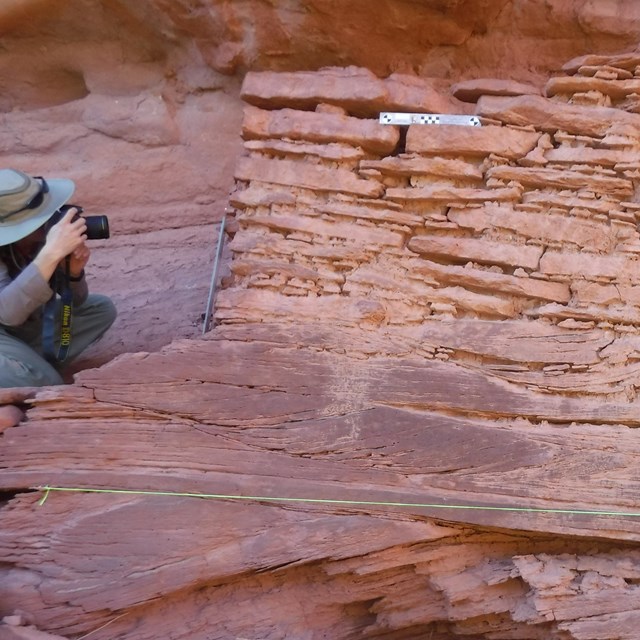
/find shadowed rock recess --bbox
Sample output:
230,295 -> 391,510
5,2 -> 640,640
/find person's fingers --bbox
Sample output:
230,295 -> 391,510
70,217 -> 87,233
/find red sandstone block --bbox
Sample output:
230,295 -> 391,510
546,75 -> 640,100
448,205 -> 613,252
241,68 -> 388,114
242,105 -> 399,155
241,68 -> 461,116
477,94 -> 640,138
408,236 -> 544,270
247,213 -> 404,247
540,250 -> 640,282
234,156 -> 385,199
360,155 -> 483,181
486,165 -> 633,198
544,146 -> 638,166
452,78 -> 542,103
406,124 -> 540,159
386,185 -> 522,204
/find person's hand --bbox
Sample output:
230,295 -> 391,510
33,209 -> 87,282
43,209 -> 87,262
68,243 -> 90,278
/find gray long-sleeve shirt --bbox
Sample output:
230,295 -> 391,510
0,259 -> 88,327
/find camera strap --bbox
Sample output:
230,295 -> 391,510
42,257 -> 74,364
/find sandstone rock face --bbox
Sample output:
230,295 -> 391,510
4,2 -> 640,640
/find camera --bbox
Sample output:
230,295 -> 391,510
48,204 -> 110,240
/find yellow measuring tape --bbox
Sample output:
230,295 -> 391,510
34,486 -> 640,518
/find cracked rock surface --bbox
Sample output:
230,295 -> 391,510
4,1 -> 640,639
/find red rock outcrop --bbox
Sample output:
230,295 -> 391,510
4,2 -> 640,639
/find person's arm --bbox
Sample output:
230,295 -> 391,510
0,210 -> 88,326
33,210 -> 87,282
0,259 -> 53,326
68,268 -> 89,306
66,242 -> 90,305
37,209 -> 90,305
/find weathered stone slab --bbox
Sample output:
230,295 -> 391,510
343,265 -> 517,318
546,75 -> 640,100
579,64 -> 634,80
241,185 -> 408,212
360,155 -> 483,180
228,230 -> 371,262
5,327 -> 640,501
544,145 -> 638,166
573,281 -> 640,307
245,213 -> 404,247
232,186 -> 416,230
452,78 -> 542,103
230,184 -> 298,209
310,200 -> 424,227
241,68 -> 386,110
406,123 -> 540,159
243,139 -> 369,162
0,488 -> 440,634
448,204 -> 613,251
486,165 -> 633,198
562,53 -> 640,74
216,289 -> 389,325
407,258 -> 570,303
240,68 -> 455,116
515,553 -> 640,626
417,319 -> 608,365
386,185 -> 522,205
521,191 -> 620,215
242,105 -> 399,155
234,156 -> 384,198
560,610 -> 640,639
231,258 -> 345,284
2,483 -> 636,640
408,236 -> 544,269
540,250 -> 640,282
477,94 -> 640,137
533,302 -> 640,326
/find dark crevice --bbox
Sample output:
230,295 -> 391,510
391,125 -> 408,156
0,488 -> 37,510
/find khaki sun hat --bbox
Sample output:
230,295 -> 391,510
0,168 -> 75,247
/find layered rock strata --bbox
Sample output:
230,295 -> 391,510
5,50 -> 640,640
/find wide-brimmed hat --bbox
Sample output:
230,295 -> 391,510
0,168 -> 75,246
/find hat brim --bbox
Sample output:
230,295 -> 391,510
0,178 -> 75,246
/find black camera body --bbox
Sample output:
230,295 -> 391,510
48,204 -> 110,240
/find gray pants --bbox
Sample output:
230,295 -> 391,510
0,294 -> 117,388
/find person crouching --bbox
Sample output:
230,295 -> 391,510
0,168 -> 116,388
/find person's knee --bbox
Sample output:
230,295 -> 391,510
0,356 -> 64,388
80,294 -> 117,330
96,295 -> 117,329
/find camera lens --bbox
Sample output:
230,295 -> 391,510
49,205 -> 110,240
84,215 -> 110,240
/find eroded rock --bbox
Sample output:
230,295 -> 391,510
4,2 -> 640,639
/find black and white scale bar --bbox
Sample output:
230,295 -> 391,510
379,113 -> 481,126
